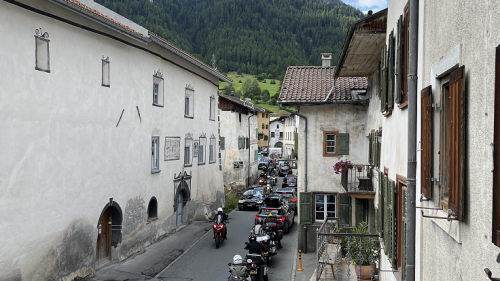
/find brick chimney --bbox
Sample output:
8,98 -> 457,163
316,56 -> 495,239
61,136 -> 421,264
321,53 -> 332,67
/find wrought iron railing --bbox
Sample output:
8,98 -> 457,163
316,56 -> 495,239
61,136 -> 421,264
340,165 -> 374,193
316,218 -> 379,281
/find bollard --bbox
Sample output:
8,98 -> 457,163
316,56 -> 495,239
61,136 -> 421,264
297,250 -> 303,271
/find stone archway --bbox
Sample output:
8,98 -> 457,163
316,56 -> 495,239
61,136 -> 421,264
173,171 -> 191,228
96,199 -> 122,266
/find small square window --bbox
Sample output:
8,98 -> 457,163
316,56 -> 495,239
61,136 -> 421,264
102,57 -> 110,87
153,71 -> 164,107
35,30 -> 50,73
151,136 -> 160,173
185,88 -> 194,118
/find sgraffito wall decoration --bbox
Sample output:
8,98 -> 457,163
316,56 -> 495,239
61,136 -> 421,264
164,137 -> 181,161
193,140 -> 199,157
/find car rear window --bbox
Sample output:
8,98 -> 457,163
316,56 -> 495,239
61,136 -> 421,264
280,193 -> 295,199
259,209 -> 282,216
288,177 -> 297,183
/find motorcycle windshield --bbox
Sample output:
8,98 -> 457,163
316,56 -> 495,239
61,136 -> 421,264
215,214 -> 224,225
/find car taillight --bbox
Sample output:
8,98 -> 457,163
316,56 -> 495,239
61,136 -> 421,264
279,169 -> 282,171
251,263 -> 257,269
281,217 -> 286,222
290,198 -> 297,202
255,216 -> 259,220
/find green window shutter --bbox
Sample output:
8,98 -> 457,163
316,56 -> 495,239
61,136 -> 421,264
246,137 -> 250,149
299,192 -> 312,225
294,133 -> 298,154
337,133 -> 349,155
339,194 -> 351,226
255,128 -> 258,139
388,31 -> 395,110
383,175 -> 388,245
402,185 -> 407,281
377,171 -> 384,235
355,199 -> 364,226
389,179 -> 397,269
368,133 -> 372,165
219,137 -> 225,151
380,46 -> 387,112
396,16 -> 404,104
255,150 -> 258,161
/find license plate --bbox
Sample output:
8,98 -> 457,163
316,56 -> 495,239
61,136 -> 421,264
264,251 -> 268,254
250,270 -> 258,274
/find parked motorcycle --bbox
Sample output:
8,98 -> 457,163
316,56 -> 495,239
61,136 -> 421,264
213,215 -> 228,248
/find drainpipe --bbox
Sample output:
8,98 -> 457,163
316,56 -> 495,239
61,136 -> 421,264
406,0 -> 418,280
247,110 -> 255,187
279,102 -> 308,253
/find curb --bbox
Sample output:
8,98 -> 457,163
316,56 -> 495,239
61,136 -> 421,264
291,224 -> 299,281
154,208 -> 238,278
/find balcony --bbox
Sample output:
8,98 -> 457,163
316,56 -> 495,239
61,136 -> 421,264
340,165 -> 375,199
316,218 -> 380,281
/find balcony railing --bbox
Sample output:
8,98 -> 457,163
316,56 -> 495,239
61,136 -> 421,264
340,165 -> 375,198
316,218 -> 379,281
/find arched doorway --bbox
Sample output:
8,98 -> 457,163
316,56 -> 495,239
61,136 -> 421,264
173,171 -> 191,228
275,142 -> 283,148
96,200 -> 122,266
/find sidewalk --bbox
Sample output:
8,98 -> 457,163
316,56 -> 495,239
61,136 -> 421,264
293,250 -> 317,281
93,221 -> 212,281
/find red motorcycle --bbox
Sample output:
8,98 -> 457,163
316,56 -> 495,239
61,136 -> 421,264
213,215 -> 227,248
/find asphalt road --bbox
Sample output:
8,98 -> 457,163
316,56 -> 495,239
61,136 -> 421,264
158,172 -> 298,281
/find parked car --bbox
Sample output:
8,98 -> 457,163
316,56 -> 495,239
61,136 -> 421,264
258,157 -> 270,169
277,188 -> 297,214
254,194 -> 295,233
282,175 -> 297,188
238,187 -> 264,210
278,163 -> 292,177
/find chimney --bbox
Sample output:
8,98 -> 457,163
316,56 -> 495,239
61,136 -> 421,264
321,53 -> 332,67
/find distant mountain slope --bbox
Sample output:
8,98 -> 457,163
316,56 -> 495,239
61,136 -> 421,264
96,0 -> 364,78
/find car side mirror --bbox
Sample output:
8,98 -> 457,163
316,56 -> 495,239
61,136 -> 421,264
245,242 -> 249,245
228,262 -> 232,266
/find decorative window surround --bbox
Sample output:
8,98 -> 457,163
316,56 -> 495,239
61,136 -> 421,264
199,133 -> 206,165
185,84 -> 194,118
209,95 -> 216,121
153,69 -> 164,107
151,136 -> 160,173
184,133 -> 193,167
102,56 -> 110,87
209,134 -> 216,164
34,28 -> 50,73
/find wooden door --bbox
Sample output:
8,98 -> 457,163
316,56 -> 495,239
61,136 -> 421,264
97,208 -> 112,265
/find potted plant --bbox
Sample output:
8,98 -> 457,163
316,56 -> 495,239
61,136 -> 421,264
355,164 -> 363,172
333,160 -> 353,174
343,222 -> 380,281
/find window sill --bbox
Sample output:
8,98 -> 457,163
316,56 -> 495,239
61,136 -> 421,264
398,100 -> 408,109
198,162 -> 206,165
101,84 -> 110,88
426,207 -> 462,243
323,153 -> 338,157
152,104 -> 164,108
184,164 -> 192,167
35,67 -> 50,73
151,169 -> 161,174
209,161 -> 216,164
147,217 -> 158,224
383,108 -> 393,117
184,115 -> 194,119
209,118 -> 215,121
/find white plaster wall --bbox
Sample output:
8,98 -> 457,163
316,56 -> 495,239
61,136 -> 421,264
0,1 -> 224,279
269,120 -> 282,148
284,116 -> 296,159
417,1 -> 500,280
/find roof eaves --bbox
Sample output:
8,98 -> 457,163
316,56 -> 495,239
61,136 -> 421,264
49,0 -> 150,43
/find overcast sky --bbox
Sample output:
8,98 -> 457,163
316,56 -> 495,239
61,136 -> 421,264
342,0 -> 388,14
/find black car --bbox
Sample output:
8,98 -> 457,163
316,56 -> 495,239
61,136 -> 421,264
282,175 -> 297,188
238,187 -> 264,210
278,164 -> 292,177
254,194 -> 295,232
277,188 -> 297,214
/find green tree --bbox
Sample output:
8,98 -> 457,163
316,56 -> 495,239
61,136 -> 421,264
250,79 -> 261,99
262,89 -> 271,103
242,79 -> 252,98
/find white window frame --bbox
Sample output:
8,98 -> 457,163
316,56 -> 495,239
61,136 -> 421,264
185,88 -> 194,118
151,136 -> 160,173
35,29 -> 50,73
209,135 -> 216,163
324,132 -> 337,155
153,70 -> 164,107
209,95 -> 216,121
184,136 -> 193,167
315,193 -> 337,222
102,57 -> 110,87
198,136 -> 206,165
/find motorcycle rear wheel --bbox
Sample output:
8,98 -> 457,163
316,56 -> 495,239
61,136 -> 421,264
215,235 -> 220,249
250,275 -> 258,281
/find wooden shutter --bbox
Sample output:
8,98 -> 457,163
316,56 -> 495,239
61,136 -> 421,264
448,66 -> 465,220
299,192 -> 312,224
421,86 -> 433,199
219,137 -> 225,151
355,199 -> 364,226
388,31 -> 395,110
340,194 -> 351,226
390,179 -> 397,269
368,133 -> 373,165
494,45 -> 500,247
337,133 -> 349,155
401,185 -> 407,280
396,16 -> 404,104
383,175 -> 389,250
381,46 -> 387,112
377,171 -> 384,235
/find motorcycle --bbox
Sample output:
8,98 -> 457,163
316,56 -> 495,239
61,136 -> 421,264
258,177 -> 266,186
227,261 -> 251,281
213,215 -> 228,249
245,253 -> 269,281
251,225 -> 277,266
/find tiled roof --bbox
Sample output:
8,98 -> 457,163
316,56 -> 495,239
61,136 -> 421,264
64,0 -> 148,39
279,66 -> 368,103
218,93 -> 272,113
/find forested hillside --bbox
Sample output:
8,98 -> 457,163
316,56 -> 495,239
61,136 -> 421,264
96,0 -> 364,78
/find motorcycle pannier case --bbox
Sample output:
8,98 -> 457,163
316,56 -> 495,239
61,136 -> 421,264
277,230 -> 284,240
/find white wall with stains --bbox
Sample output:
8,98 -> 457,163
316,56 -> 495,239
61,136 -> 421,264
0,1 -> 224,280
